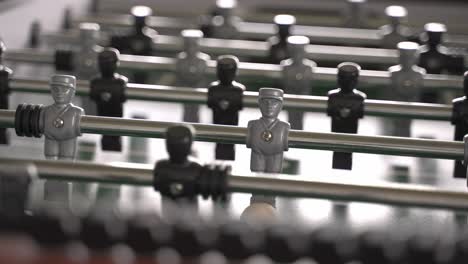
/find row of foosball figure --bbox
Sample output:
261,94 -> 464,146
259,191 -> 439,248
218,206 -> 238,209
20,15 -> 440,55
0,201 -> 466,264
3,45 -> 468,175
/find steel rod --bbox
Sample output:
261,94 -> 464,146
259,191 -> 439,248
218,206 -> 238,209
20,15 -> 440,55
9,78 -> 453,121
5,49 -> 462,90
74,14 -> 468,48
0,110 -> 463,160
43,31 -> 401,65
2,157 -> 468,211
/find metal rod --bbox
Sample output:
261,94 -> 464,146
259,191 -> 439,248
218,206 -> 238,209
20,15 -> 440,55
6,49 -> 462,90
2,157 -> 468,211
43,31 -> 401,65
10,78 -> 453,121
74,14 -> 468,48
0,109 -> 463,160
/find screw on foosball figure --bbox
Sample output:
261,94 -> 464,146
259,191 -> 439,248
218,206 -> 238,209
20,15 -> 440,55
154,125 -> 200,200
378,6 -> 412,49
268,14 -> 296,64
247,88 -> 290,173
281,36 -> 316,130
176,29 -> 210,123
90,48 -> 127,152
110,5 -> 156,83
451,72 -> 468,179
344,0 -> 367,28
202,0 -> 240,39
387,42 -> 426,137
40,75 -> 84,160
327,62 -> 366,170
418,23 -> 464,102
0,40 -> 12,145
208,55 -> 245,160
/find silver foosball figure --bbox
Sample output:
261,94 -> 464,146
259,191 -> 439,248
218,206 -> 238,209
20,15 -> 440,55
175,29 -> 210,123
76,23 -> 103,116
40,75 -> 84,160
344,0 -> 367,28
388,42 -> 425,137
55,23 -> 102,115
247,88 -> 290,173
281,36 -> 316,130
244,88 -> 289,219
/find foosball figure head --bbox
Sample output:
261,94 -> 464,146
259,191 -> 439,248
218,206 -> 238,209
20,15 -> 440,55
79,23 -> 100,47
338,62 -> 360,92
216,0 -> 236,17
287,35 -> 309,62
385,5 -> 407,28
182,29 -> 203,55
217,55 -> 238,85
166,125 -> 195,164
98,48 -> 119,77
131,5 -> 152,32
423,23 -> 446,48
397,41 -> 419,69
259,88 -> 284,120
274,14 -> 296,40
51,75 -> 76,105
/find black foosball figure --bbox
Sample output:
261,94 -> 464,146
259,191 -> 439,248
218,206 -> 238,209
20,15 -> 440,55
378,5 -> 412,49
154,125 -> 229,201
267,14 -> 296,64
0,40 -> 12,145
208,55 -> 245,160
200,0 -> 240,39
418,23 -> 464,102
154,125 -> 201,201
110,5 -> 157,83
90,48 -> 128,151
327,62 -> 366,170
451,72 -> 468,179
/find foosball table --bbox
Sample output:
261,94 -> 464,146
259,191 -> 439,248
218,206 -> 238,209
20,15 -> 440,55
1,0 -> 468,263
